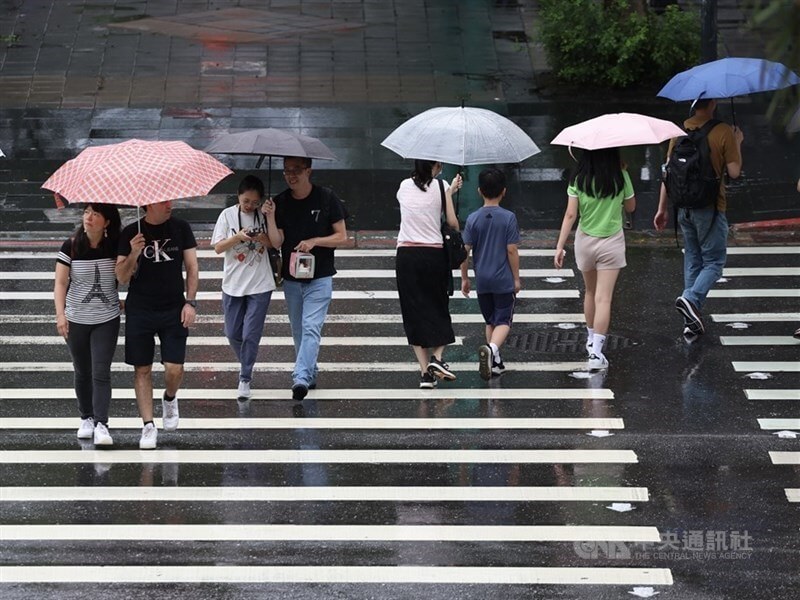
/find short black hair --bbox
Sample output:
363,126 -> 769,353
284,156 -> 312,169
478,167 -> 506,199
693,98 -> 714,111
237,174 -> 264,198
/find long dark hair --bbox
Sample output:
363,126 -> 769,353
71,203 -> 122,258
570,148 -> 625,199
411,159 -> 437,192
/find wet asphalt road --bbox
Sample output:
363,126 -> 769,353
0,243 -> 798,599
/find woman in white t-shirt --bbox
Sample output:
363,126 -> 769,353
211,175 -> 276,399
395,160 -> 462,388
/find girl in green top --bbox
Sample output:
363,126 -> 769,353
554,147 -> 636,371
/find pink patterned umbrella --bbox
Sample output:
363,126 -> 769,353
550,113 -> 685,150
42,139 -> 233,208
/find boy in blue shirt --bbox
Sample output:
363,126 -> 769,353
460,167 -> 521,380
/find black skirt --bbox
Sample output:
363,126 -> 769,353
395,246 -> 455,347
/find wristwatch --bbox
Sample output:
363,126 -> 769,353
185,299 -> 197,308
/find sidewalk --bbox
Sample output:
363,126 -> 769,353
1,0 -> 797,239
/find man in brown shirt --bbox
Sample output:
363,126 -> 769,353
654,98 -> 744,337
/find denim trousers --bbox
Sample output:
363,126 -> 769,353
282,276 -> 333,387
222,291 -> 272,383
65,316 -> 120,424
678,207 -> 728,311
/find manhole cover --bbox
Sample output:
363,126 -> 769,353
505,330 -> 636,353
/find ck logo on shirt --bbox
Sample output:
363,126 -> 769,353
142,238 -> 176,262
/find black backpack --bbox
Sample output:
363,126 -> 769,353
664,119 -> 721,210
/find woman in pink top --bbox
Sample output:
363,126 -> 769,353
395,159 -> 462,388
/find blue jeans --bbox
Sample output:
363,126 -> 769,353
222,291 -> 272,383
678,207 -> 728,311
282,277 -> 333,387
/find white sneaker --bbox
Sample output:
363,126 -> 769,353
77,418 -> 94,439
139,422 -> 158,449
93,422 -> 113,446
588,353 -> 609,371
162,397 -> 179,431
237,380 -> 251,399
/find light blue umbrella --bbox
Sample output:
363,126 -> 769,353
657,57 -> 800,101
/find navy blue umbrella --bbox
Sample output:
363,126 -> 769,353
658,58 -> 800,101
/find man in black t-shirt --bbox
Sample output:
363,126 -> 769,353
116,200 -> 199,449
263,156 -> 348,401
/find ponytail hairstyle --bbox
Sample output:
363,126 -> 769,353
71,203 -> 122,258
570,147 -> 625,200
411,159 -> 437,192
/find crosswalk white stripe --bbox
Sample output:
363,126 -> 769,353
0,361 -> 603,375
0,313 -> 588,324
745,390 -> 800,401
0,449 -> 638,464
733,362 -> 800,373
725,247 -> 800,255
722,267 -> 800,276
0,387 -> 614,400
0,524 -> 660,542
0,268 -> 576,280
719,336 -> 800,346
0,565 -> 675,585
0,335 -> 465,347
707,289 -> 800,298
0,289 -> 581,300
0,485 -> 647,502
786,489 -> 800,502
769,452 -> 800,465
757,418 -> 800,429
0,249 -> 568,259
0,417 -> 625,430
712,312 -> 800,322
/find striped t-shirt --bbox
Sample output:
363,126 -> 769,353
56,239 -> 120,325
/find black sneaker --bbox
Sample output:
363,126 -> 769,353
491,359 -> 506,376
427,357 -> 456,381
419,372 -> 437,389
478,345 -> 492,381
675,296 -> 704,335
291,383 -> 308,401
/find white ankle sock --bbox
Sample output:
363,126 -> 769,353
592,334 -> 606,358
489,343 -> 500,361
586,327 -> 594,343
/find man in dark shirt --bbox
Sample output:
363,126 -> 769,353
263,156 -> 348,400
116,200 -> 199,449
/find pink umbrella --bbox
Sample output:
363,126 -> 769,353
550,113 -> 685,150
42,139 -> 233,208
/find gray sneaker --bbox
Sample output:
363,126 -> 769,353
162,396 -> 179,431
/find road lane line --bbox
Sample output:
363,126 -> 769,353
720,336 -> 800,346
0,361 -> 603,375
0,565 -> 674,585
0,417 -> 625,430
722,267 -> 800,276
757,418 -> 800,429
0,486 -> 647,502
746,390 -> 800,401
733,362 -> 800,373
769,452 -> 800,465
725,247 -> 800,255
0,449 -> 638,464
0,249 -> 569,259
786,489 -> 800,502
0,335 -> 465,347
707,289 -> 800,298
0,524 -> 660,542
0,387 -> 613,400
712,312 -> 800,322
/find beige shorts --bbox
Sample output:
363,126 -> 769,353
574,228 -> 626,271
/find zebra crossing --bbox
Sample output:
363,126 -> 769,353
710,247 -> 800,509
4,243 -> 798,594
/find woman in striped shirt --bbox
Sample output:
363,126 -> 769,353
54,204 -> 122,446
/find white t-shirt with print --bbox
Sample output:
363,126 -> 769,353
211,205 -> 276,296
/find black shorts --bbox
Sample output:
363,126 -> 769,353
477,292 -> 516,327
124,306 -> 188,366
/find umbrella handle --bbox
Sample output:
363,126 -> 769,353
730,98 -> 737,129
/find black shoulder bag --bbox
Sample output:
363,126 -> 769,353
437,179 -> 467,296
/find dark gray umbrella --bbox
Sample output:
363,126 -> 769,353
205,129 -> 337,196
